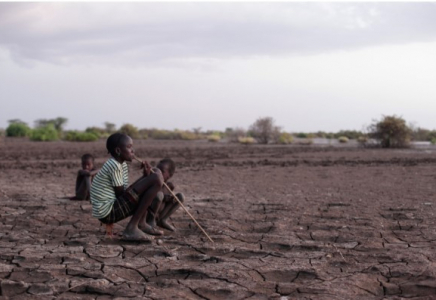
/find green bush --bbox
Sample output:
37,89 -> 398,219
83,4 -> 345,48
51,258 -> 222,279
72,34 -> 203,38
85,127 -> 107,139
431,138 -> 436,145
296,133 -> 308,138
426,130 -> 436,142
368,115 -> 411,148
29,125 -> 59,141
338,136 -> 349,143
64,131 -> 99,142
6,123 -> 31,137
333,130 -> 363,140
277,132 -> 293,144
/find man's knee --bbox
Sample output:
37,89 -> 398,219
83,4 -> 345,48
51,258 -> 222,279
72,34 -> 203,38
156,191 -> 164,202
150,172 -> 164,187
175,192 -> 184,203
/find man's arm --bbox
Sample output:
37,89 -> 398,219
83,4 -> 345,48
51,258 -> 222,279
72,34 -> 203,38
77,169 -> 100,177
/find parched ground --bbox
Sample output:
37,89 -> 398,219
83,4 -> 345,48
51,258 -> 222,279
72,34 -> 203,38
1,138 -> 436,299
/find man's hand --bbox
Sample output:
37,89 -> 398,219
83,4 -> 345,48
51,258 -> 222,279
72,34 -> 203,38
141,161 -> 152,176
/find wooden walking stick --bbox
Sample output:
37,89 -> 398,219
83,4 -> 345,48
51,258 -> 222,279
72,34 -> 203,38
133,156 -> 214,243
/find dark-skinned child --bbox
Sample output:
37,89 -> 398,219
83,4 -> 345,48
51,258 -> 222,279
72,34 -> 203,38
90,133 -> 164,241
70,153 -> 99,201
145,158 -> 184,234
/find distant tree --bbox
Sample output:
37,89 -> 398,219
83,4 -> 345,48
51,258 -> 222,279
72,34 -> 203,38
35,117 -> 68,132
248,117 -> 281,144
368,115 -> 411,148
104,122 -> 116,134
85,126 -> 107,139
410,126 -> 433,141
52,117 -> 68,132
8,119 -> 26,125
192,127 -> 202,134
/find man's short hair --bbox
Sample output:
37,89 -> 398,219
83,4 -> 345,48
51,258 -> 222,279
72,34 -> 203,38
106,133 -> 129,157
81,153 -> 94,162
157,158 -> 176,176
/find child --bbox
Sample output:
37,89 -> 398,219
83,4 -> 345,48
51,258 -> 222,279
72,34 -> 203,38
90,133 -> 164,241
146,158 -> 184,233
70,154 -> 99,201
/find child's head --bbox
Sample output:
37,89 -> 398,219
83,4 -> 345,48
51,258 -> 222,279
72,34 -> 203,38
157,158 -> 176,182
106,133 -> 134,162
81,153 -> 94,171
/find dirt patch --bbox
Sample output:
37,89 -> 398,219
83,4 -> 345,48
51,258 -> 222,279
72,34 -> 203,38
1,139 -> 436,299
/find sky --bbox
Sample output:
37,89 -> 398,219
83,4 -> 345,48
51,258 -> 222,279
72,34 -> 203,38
1,2 -> 436,133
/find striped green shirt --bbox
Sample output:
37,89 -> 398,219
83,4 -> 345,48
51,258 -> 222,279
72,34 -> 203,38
90,158 -> 129,219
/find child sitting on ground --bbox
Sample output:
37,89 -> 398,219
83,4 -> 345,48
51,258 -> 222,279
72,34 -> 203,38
70,153 -> 99,201
90,133 -> 164,241
145,158 -> 184,235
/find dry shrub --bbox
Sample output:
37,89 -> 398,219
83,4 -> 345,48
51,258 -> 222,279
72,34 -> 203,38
207,135 -> 221,142
119,123 -> 140,139
277,132 -> 293,144
177,130 -> 201,140
249,117 -> 280,144
357,135 -> 368,147
225,127 -> 247,143
296,138 -> 313,146
338,136 -> 349,143
238,137 -> 255,145
368,115 -> 411,148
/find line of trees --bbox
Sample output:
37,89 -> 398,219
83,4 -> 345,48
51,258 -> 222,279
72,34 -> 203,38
0,115 -> 430,148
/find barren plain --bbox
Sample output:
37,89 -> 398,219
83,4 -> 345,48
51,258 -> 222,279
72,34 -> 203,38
1,138 -> 436,299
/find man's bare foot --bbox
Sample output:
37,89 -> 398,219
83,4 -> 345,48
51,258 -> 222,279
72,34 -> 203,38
122,227 -> 153,242
139,223 -> 164,236
158,219 -> 176,232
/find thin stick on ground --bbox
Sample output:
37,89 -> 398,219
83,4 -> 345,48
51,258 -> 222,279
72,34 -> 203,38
133,156 -> 214,243
332,243 -> 346,262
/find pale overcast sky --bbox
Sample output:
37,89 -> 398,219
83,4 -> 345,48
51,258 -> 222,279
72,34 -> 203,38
1,2 -> 436,132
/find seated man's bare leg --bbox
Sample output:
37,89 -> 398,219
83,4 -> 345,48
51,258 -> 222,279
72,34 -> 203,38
139,192 -> 164,236
157,192 -> 184,232
123,173 -> 163,241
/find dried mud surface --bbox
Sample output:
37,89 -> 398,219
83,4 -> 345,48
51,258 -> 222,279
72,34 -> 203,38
1,139 -> 436,299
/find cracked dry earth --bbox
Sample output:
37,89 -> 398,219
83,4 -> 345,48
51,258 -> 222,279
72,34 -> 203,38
1,139 -> 436,299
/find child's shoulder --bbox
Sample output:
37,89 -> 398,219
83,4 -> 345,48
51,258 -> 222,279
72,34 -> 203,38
102,158 -> 126,171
